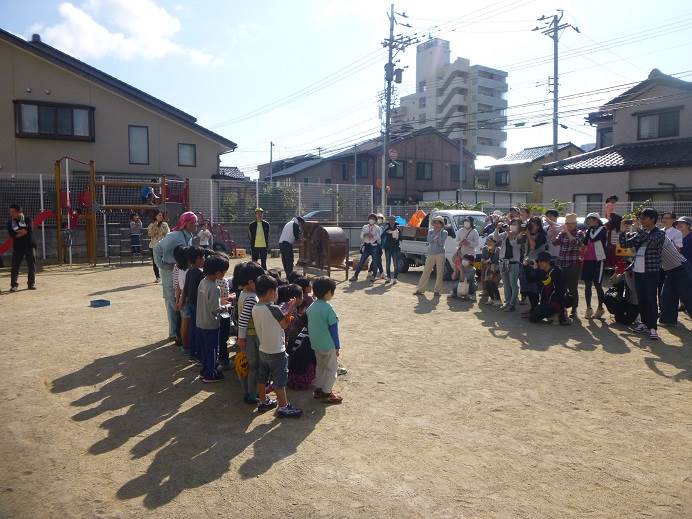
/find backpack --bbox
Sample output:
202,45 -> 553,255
603,281 -> 639,325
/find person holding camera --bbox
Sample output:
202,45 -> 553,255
518,216 -> 548,317
492,218 -> 523,312
552,213 -> 583,319
529,252 -> 571,325
581,213 -> 608,319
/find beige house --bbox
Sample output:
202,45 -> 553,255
482,142 -> 584,203
0,30 -> 236,179
537,69 -> 692,212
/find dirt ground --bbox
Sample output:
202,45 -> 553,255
0,258 -> 690,519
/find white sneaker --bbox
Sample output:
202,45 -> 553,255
384,278 -> 391,284
379,273 -> 385,279
392,279 -> 398,285
649,329 -> 659,340
9,286 -> 18,292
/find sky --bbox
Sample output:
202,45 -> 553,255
3,0 -> 691,177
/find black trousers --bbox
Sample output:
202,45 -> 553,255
279,241 -> 294,275
11,248 -> 36,288
152,257 -> 160,279
251,247 -> 268,270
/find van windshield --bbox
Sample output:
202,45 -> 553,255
453,215 -> 486,233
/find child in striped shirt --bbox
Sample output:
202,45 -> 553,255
236,262 -> 265,404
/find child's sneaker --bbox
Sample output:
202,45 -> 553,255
391,279 -> 398,285
277,403 -> 303,417
201,374 -> 223,384
9,286 -> 18,292
337,366 -> 348,376
632,323 -> 648,334
257,398 -> 277,412
649,329 -> 659,340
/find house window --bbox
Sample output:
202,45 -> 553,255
303,177 -> 310,184
637,111 -> 679,140
573,193 -> 602,215
419,97 -> 426,109
356,160 -> 368,179
178,143 -> 196,167
597,127 -> 613,148
324,178 -> 332,184
341,164 -> 349,181
390,161 -> 406,178
418,81 -> 427,92
14,101 -> 94,141
450,164 -> 465,182
495,170 -> 510,186
416,162 -> 432,180
475,178 -> 489,189
128,125 -> 149,165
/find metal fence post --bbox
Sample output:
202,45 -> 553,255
298,183 -> 302,215
335,184 -> 339,226
38,173 -> 46,259
101,175 -> 107,259
209,179 -> 214,225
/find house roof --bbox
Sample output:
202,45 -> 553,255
267,158 -> 323,179
215,166 -> 250,181
537,137 -> 692,177
327,126 -> 476,160
0,29 -> 237,150
587,69 -> 692,124
490,142 -> 581,166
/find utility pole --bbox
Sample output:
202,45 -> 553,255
381,5 -> 417,213
269,141 -> 275,182
533,11 -> 579,161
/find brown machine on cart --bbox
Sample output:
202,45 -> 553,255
297,221 -> 349,280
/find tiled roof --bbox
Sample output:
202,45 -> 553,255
267,158 -> 323,179
216,167 -> 250,180
0,29 -> 237,150
537,138 -> 692,177
492,142 -> 580,165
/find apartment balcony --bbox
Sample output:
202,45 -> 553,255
476,76 -> 509,93
478,128 -> 507,143
475,143 -> 507,159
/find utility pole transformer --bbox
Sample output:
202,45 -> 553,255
533,11 -> 579,161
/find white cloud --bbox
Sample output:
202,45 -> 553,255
30,0 -> 220,67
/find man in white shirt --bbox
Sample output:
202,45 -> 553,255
662,212 -> 683,250
279,216 -> 305,275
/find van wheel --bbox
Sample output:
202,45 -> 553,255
398,254 -> 409,273
443,259 -> 454,281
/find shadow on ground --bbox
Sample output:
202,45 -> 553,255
51,340 -> 324,509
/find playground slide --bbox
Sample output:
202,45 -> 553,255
0,210 -> 56,255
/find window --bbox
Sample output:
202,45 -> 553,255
597,127 -> 613,148
477,137 -> 494,146
390,161 -> 406,178
356,160 -> 368,179
303,177 -> 310,184
416,162 -> 432,180
418,81 -> 427,92
573,193 -> 602,215
178,143 -> 196,167
128,126 -> 149,165
495,170 -> 510,186
418,113 -> 427,123
450,164 -> 465,182
341,163 -> 349,181
475,178 -> 489,189
14,101 -> 94,141
419,97 -> 426,109
637,110 -> 680,140
324,178 -> 332,184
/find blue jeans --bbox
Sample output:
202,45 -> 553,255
198,327 -> 220,378
159,266 -> 178,338
354,244 -> 375,277
501,262 -> 520,306
385,248 -> 400,279
635,271 -> 660,330
660,263 -> 692,324
369,244 -> 383,275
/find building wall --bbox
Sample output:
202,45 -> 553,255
488,145 -> 583,202
0,38 -> 228,178
541,171 -> 630,206
611,84 -> 692,144
393,38 -> 508,158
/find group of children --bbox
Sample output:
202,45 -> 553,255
170,247 -> 344,418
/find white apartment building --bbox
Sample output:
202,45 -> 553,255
392,38 -> 508,158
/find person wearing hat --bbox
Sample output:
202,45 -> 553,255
481,210 -> 504,237
414,215 -> 448,296
543,209 -> 561,260
368,213 -> 386,280
153,211 -> 198,341
381,214 -> 401,284
676,216 -> 692,263
581,212 -> 608,319
453,215 -> 479,281
528,251 -> 571,325
351,213 -> 382,282
248,208 -> 270,270
552,213 -> 583,318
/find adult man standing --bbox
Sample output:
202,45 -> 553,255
279,216 -> 304,275
248,208 -> 269,270
552,213 -> 582,319
658,235 -> 692,327
619,208 -> 666,340
543,209 -> 561,261
153,211 -> 197,341
7,204 -> 36,292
